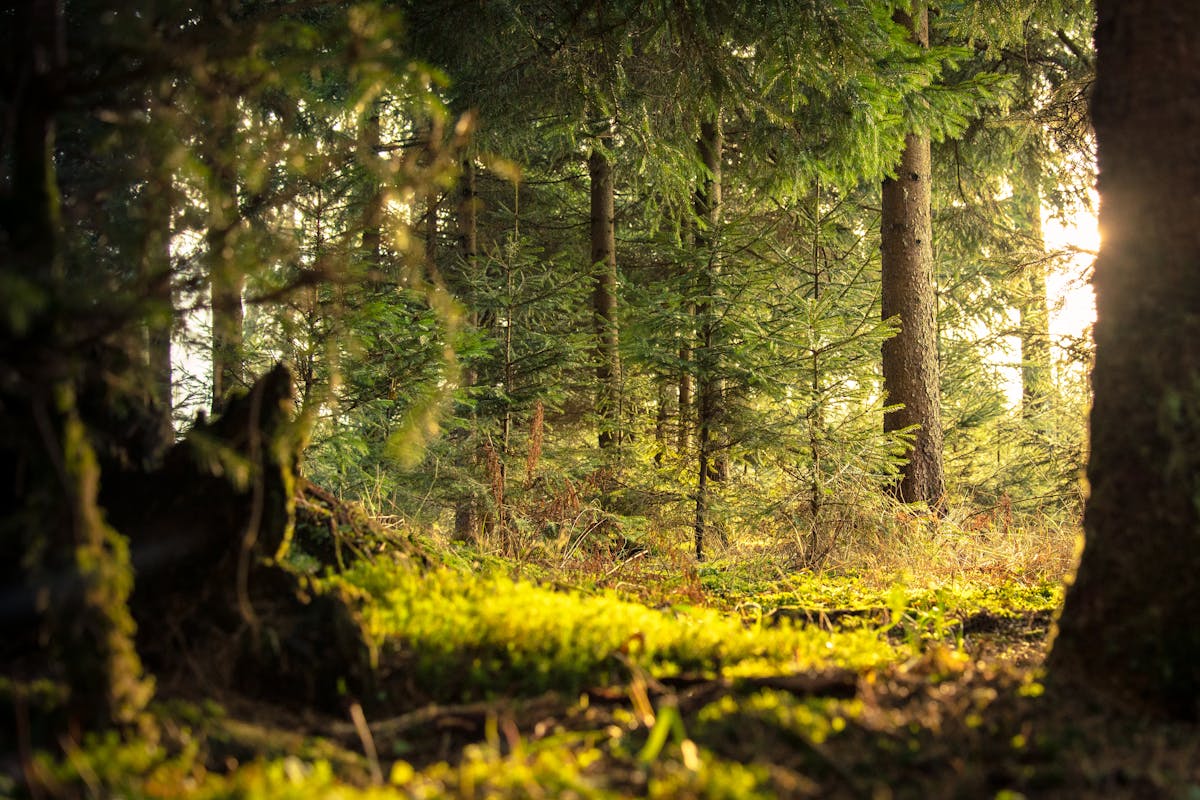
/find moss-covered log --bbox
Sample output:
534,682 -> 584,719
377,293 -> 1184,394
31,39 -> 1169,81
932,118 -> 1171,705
101,365 -> 375,713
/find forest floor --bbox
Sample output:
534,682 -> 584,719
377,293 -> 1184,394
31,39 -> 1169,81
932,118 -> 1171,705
6,503 -> 1200,799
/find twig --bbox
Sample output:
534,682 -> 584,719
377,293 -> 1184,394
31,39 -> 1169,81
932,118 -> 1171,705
348,702 -> 383,785
329,694 -> 560,740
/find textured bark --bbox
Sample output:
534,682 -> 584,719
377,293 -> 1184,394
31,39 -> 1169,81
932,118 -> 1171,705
207,94 -> 243,414
694,117 -> 722,561
590,137 -> 621,452
457,157 -> 478,268
1,0 -> 152,731
880,3 -> 944,506
1047,0 -> 1200,719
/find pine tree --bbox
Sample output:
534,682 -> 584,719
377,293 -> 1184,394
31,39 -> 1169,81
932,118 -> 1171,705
881,3 -> 945,507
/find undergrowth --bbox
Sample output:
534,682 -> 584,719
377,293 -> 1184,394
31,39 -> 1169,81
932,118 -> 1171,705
14,504 -> 1198,799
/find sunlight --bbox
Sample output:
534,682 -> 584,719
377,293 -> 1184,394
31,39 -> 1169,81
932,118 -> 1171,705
1043,200 -> 1099,343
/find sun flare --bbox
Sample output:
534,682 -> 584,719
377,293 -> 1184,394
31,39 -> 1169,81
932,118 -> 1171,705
1044,202 -> 1100,342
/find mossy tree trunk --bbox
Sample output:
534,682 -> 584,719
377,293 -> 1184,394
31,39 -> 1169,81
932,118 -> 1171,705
1,0 -> 153,731
1047,0 -> 1200,720
880,2 -> 944,507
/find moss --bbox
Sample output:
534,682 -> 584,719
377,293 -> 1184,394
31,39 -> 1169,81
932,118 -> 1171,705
335,561 -> 904,701
52,383 -> 154,730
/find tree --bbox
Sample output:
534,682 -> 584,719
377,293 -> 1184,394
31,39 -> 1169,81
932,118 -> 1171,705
692,116 -> 723,560
881,2 -> 945,506
204,88 -> 244,414
1,0 -> 153,731
2,0 -> 456,731
1048,0 -> 1200,719
1013,151 -> 1053,419
590,130 -> 622,453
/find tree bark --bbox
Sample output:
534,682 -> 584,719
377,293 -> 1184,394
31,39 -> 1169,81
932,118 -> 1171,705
678,346 -> 692,452
359,101 -> 383,271
142,170 -> 174,451
1,0 -> 152,731
453,158 -> 479,542
590,134 -> 621,452
694,117 -> 722,561
678,213 -> 693,454
880,3 -> 944,506
1047,0 -> 1200,720
207,93 -> 243,415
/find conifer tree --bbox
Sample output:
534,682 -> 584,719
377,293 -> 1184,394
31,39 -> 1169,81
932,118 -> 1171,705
590,129 -> 622,453
203,88 -> 244,414
693,116 -> 724,560
881,2 -> 945,506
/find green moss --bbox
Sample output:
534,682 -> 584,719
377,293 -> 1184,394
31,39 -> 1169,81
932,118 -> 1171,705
335,561 -> 904,700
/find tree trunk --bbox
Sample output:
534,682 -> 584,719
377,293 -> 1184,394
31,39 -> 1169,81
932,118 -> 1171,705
678,211 -> 694,454
207,94 -> 243,415
142,171 -> 174,450
590,134 -> 621,452
678,342 -> 692,453
694,117 -> 722,561
359,101 -> 383,271
880,3 -> 944,506
1047,0 -> 1200,720
1011,146 -> 1053,420
424,190 -> 439,273
453,158 -> 479,542
1,0 -> 152,731
654,378 -> 669,466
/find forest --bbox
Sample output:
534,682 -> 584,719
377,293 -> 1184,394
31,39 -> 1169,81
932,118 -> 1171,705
2,0 -> 1199,797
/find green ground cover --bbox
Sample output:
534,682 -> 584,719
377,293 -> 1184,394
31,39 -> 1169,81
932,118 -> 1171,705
8,524 -> 1198,799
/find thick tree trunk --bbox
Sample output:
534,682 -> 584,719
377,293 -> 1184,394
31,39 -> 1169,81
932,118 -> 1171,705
1047,0 -> 1200,719
694,117 -> 722,561
880,3 -> 944,507
207,94 -> 243,415
1,0 -> 152,731
590,135 -> 621,452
